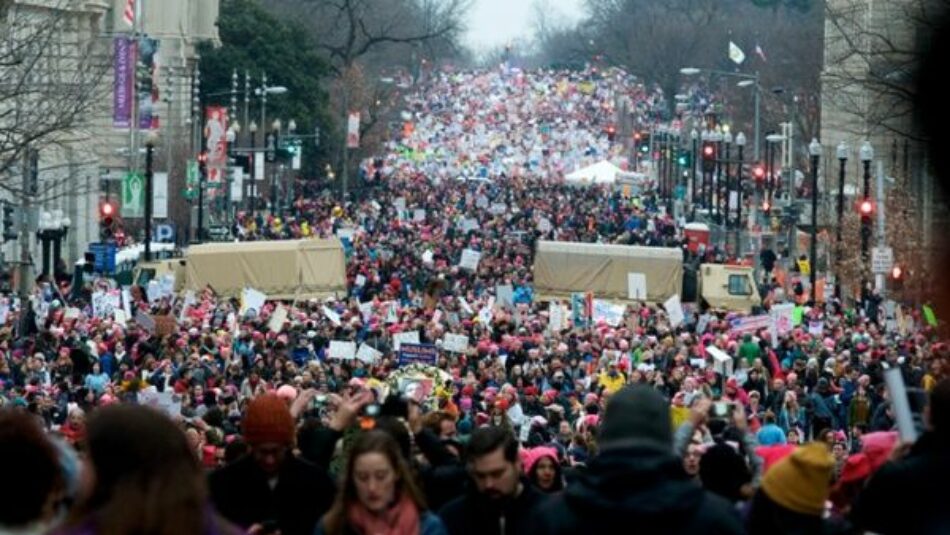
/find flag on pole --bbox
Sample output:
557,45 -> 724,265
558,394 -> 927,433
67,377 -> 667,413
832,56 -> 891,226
123,0 -> 136,27
755,44 -> 768,62
729,41 -> 746,65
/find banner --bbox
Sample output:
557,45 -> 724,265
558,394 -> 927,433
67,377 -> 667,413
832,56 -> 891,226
121,172 -> 145,218
593,300 -> 624,327
398,343 -> 438,367
136,37 -> 160,129
153,172 -> 168,218
346,112 -> 361,148
113,37 -> 133,128
729,314 -> 772,336
205,106 -> 228,184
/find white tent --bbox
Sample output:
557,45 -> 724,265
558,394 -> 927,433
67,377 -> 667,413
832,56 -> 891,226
565,161 -> 625,185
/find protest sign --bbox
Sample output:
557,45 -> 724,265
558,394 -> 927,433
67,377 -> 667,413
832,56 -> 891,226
268,305 -> 288,333
392,330 -> 420,351
134,311 -> 156,333
537,217 -> 552,233
706,345 -> 734,376
496,285 -> 514,308
729,314 -> 772,336
359,302 -> 375,322
458,296 -> 474,316
240,288 -> 267,317
154,315 -> 176,337
398,343 -> 438,366
459,249 -> 481,271
356,343 -> 383,364
328,341 -> 357,360
663,294 -> 685,328
322,306 -> 342,327
592,300 -> 624,327
808,321 -> 824,336
442,333 -> 469,353
413,208 -> 426,222
627,273 -> 647,301
461,218 -> 480,233
548,302 -> 564,332
92,290 -> 121,319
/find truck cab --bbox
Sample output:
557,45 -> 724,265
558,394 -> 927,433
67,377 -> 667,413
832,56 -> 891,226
697,263 -> 761,313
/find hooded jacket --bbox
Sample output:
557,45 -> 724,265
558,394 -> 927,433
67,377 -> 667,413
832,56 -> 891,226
528,445 -> 743,535
438,478 -> 548,535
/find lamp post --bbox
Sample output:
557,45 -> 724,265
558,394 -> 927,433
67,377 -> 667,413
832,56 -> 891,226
765,133 -> 785,223
690,129 -> 699,209
226,125 -> 238,220
723,129 -> 733,229
860,141 -> 874,301
808,138 -> 821,304
270,119 -> 281,216
710,128 -> 723,222
144,131 -> 157,262
37,210 -> 70,278
248,120 -> 258,215
835,142 -> 849,299
735,132 -> 746,255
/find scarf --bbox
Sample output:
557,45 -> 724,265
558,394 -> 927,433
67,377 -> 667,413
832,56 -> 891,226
346,494 -> 420,535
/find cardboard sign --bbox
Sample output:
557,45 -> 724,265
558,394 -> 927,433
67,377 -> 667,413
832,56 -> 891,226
328,341 -> 357,360
442,333 -> 470,353
663,294 -> 685,328
392,330 -> 420,351
240,288 -> 267,317
496,285 -> 514,308
459,249 -> 482,271
153,315 -> 176,337
398,343 -> 438,366
268,305 -> 289,333
706,345 -> 734,376
627,273 -> 648,301
356,343 -> 383,364
135,311 -> 156,333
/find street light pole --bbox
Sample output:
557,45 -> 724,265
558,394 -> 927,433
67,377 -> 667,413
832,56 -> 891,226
690,129 -> 699,209
735,132 -> 747,256
249,120 -> 258,216
144,134 -> 156,262
860,141 -> 874,302
808,138 -> 821,304
723,130 -> 733,229
835,142 -> 849,300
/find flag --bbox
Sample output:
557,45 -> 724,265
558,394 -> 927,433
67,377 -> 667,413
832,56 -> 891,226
729,41 -> 746,65
123,0 -> 135,27
755,44 -> 768,62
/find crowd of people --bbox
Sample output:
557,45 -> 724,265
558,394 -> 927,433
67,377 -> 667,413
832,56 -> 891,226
1,66 -> 948,535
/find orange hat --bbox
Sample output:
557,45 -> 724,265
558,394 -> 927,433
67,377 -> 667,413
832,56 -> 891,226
761,442 -> 834,516
242,394 -> 295,447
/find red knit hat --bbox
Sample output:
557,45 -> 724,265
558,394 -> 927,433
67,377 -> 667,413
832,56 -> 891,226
242,394 -> 295,446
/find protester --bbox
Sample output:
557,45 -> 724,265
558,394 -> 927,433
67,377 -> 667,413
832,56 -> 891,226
529,385 -> 743,534
209,394 -> 335,535
58,405 -> 241,535
316,430 -> 447,535
438,426 -> 548,535
0,409 -> 65,534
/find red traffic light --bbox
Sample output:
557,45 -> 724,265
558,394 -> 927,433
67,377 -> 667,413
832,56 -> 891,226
890,265 -> 903,280
859,199 -> 874,215
197,151 -> 208,164
100,202 -> 114,217
633,132 -> 642,141
703,145 -> 715,158
762,200 -> 771,212
753,165 -> 766,180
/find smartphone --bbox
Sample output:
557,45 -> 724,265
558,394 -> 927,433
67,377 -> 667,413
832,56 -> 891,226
709,401 -> 735,420
363,403 -> 381,417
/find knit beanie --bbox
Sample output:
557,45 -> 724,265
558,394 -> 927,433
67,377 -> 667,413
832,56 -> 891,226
598,385 -> 671,452
761,442 -> 834,516
242,395 -> 296,447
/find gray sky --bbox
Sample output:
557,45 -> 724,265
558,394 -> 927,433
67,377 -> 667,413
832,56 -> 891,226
465,0 -> 586,54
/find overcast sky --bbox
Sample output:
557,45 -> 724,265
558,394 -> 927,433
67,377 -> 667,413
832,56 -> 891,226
465,0 -> 586,54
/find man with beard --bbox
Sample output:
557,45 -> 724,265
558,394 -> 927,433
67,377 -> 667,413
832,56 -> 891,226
439,426 -> 549,535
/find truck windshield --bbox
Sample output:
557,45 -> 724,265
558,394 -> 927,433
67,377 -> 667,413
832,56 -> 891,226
728,274 -> 752,296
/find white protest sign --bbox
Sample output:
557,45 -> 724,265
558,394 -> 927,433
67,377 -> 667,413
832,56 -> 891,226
64,307 -> 81,320
706,345 -> 734,376
268,305 -> 289,333
459,249 -> 482,271
179,290 -> 197,322
458,296 -> 474,316
537,217 -> 552,233
394,197 -> 407,212
489,202 -> 507,215
113,309 -> 127,327
356,343 -> 383,364
413,208 -> 426,222
392,330 -> 420,351
549,303 -> 564,332
92,290 -> 121,319
627,273 -> 647,301
421,249 -> 434,265
336,227 -> 356,242
359,302 -> 375,322
146,281 -> 162,303
355,274 -> 367,287
443,333 -> 470,353
121,287 -> 133,319
770,304 -> 795,336
328,341 -> 357,360
478,306 -> 493,326
240,288 -> 267,317
159,274 -> 175,297
808,321 -> 824,336
496,285 -> 514,308
461,218 -> 480,233
663,294 -> 685,328
476,195 -> 489,208
385,301 -> 399,324
592,300 -> 624,327
322,306 -> 342,327
696,313 -> 711,335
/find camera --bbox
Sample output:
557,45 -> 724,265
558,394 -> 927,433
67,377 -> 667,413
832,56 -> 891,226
709,401 -> 735,420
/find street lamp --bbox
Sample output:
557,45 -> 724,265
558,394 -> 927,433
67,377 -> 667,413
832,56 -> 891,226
690,129 -> 699,208
249,120 -> 258,215
144,130 -> 159,262
735,132 -> 747,254
723,130 -> 733,229
808,138 -> 821,304
709,128 -> 723,221
765,133 -> 786,219
835,142 -> 849,299
860,141 -> 874,301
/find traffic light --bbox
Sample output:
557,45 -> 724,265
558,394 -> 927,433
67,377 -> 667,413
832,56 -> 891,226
890,264 -> 904,290
2,202 -> 16,243
638,133 -> 650,154
605,125 -> 616,142
701,141 -> 716,172
99,201 -> 116,241
762,199 -> 771,215
752,164 -> 766,183
677,150 -> 690,167
859,198 -> 874,239
198,151 -> 208,178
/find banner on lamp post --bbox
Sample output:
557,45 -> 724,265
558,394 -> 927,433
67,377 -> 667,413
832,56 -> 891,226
112,37 -> 133,128
346,112 -> 360,148
204,106 -> 228,185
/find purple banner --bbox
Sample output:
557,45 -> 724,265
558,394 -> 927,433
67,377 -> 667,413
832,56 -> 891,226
112,37 -> 133,128
137,37 -> 160,130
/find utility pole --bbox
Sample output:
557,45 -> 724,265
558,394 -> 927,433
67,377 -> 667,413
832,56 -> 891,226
18,150 -> 33,301
875,161 -> 886,295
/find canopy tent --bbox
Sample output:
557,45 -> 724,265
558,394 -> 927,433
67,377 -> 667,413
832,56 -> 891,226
565,161 -> 626,185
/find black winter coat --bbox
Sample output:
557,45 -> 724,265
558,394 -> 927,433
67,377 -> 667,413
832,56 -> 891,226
528,445 -> 743,535
851,432 -> 950,535
208,454 -> 335,535
438,478 -> 549,535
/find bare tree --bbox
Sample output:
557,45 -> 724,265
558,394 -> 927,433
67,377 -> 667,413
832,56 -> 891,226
0,0 -> 109,198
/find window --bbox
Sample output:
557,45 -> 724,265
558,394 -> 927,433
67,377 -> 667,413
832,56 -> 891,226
728,274 -> 752,296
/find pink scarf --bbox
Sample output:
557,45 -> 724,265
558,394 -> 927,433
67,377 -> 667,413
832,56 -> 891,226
346,494 -> 420,535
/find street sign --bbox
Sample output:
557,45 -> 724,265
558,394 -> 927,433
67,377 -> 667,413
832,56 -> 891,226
872,246 -> 894,274
153,223 -> 175,243
89,242 -> 117,274
206,225 -> 231,242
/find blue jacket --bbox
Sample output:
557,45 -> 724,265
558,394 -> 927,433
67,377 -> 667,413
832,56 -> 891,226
314,511 -> 446,535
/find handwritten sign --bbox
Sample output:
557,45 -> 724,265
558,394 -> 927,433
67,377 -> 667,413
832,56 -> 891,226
392,330 -> 420,351
356,343 -> 383,364
442,333 -> 469,353
328,341 -> 357,360
459,249 -> 482,271
663,294 -> 685,328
